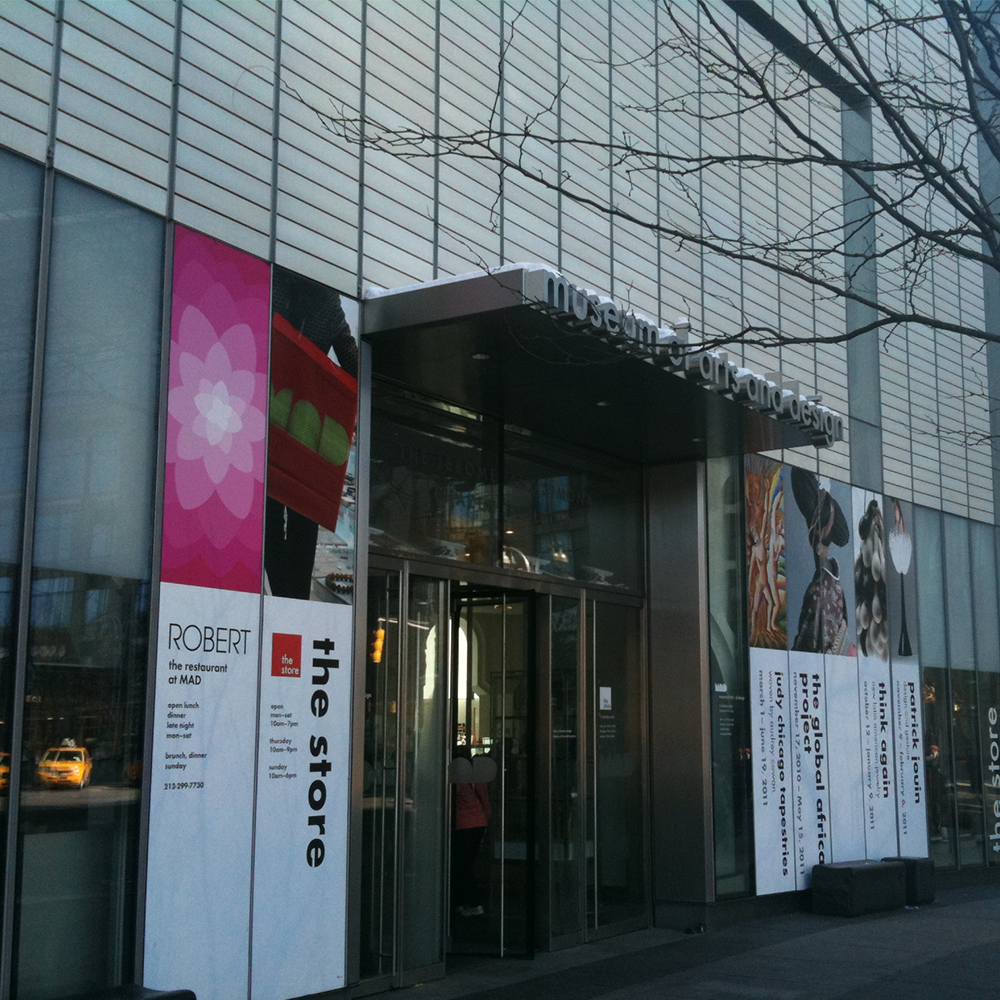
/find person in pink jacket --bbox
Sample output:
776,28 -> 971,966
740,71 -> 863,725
452,769 -> 491,917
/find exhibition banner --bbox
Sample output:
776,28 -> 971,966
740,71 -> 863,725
851,488 -> 899,859
892,661 -> 928,853
747,466 -> 929,894
790,653 -> 830,885
824,654 -> 866,860
145,583 -> 261,999
251,597 -> 353,1000
857,657 -> 899,858
750,647 -> 797,894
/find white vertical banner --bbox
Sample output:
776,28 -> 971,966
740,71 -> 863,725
789,653 -> 831,886
145,582 -> 261,1000
858,657 -> 899,857
824,654 -> 867,860
250,596 -> 353,999
892,661 -> 928,855
750,647 -> 796,894
852,488 -> 899,859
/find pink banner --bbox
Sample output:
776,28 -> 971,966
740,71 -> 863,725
162,226 -> 270,592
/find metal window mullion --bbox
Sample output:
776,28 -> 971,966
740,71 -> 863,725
937,513 -> 962,865
967,520 -> 990,863
590,600 -> 598,931
576,590 -> 587,938
268,0 -> 284,263
356,0 -> 369,300
499,597 -> 507,956
392,561 -> 410,984
432,0 -> 441,278
136,0 -> 183,975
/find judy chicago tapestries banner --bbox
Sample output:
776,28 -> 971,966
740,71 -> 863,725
746,457 -> 928,894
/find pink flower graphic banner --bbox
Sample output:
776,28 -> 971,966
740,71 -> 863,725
162,226 -> 270,592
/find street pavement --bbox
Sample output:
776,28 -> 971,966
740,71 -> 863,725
413,883 -> 1000,1000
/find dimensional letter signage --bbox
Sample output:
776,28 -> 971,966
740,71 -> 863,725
523,266 -> 845,447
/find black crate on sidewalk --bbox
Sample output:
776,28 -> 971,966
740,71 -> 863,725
811,859 -> 906,916
881,855 -> 935,905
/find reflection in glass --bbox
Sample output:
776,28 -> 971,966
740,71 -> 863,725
504,432 -> 641,589
369,386 -> 642,590
0,149 -> 43,925
16,179 -> 162,999
588,602 -> 645,927
977,524 -> 1000,867
550,597 -> 582,935
943,516 -> 984,866
914,506 -> 955,869
449,595 -> 531,957
707,456 -> 753,897
400,578 -> 448,972
370,391 -> 498,565
360,571 -> 400,979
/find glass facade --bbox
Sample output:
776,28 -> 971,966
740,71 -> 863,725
0,132 -> 998,1000
0,149 -> 43,968
0,161 -> 164,999
369,387 -> 642,592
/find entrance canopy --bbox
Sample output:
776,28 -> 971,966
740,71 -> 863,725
364,266 -> 829,464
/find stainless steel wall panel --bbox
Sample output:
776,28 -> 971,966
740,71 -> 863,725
53,140 -> 167,214
54,113 -> 167,186
60,22 -> 167,102
0,81 -> 49,161
274,225 -> 358,292
647,462 -> 713,908
174,165 -> 271,231
186,0 -> 274,55
60,54 -> 170,133
63,0 -> 173,76
0,28 -> 53,102
176,142 -> 270,207
58,83 -> 170,161
173,194 -> 270,259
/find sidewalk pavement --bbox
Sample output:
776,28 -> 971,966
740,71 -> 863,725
413,883 -> 1000,1000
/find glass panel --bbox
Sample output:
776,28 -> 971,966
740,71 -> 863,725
504,431 -> 641,590
944,516 -> 984,866
369,391 -> 498,565
914,506 -> 954,868
400,576 -> 448,972
589,602 -> 645,927
16,179 -> 162,999
707,455 -> 753,898
449,594 -> 531,957
360,571 -> 401,978
550,595 -> 582,935
0,149 -> 43,931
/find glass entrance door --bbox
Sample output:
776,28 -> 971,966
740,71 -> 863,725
360,571 -> 536,984
359,566 -> 645,987
448,589 -> 533,957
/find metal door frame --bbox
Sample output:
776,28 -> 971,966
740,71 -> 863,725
359,556 -> 647,986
